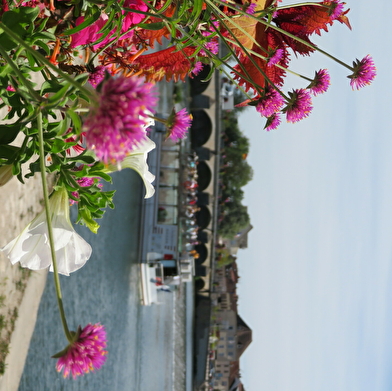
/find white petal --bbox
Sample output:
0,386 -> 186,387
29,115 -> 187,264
122,139 -> 156,198
1,187 -> 92,275
105,138 -> 156,198
19,234 -> 52,270
136,137 -> 156,154
49,232 -> 92,276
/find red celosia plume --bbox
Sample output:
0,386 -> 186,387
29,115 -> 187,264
229,1 -> 351,92
273,2 -> 351,41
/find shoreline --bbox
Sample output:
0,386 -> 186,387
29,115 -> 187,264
0,270 -> 47,391
0,171 -> 51,390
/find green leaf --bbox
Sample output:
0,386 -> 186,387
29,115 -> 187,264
66,109 -> 82,133
41,80 -> 63,95
62,11 -> 101,36
35,14 -> 49,33
187,0 -> 204,26
201,64 -> 215,82
74,73 -> 90,85
26,51 -> 46,69
137,22 -> 165,30
35,40 -> 51,55
79,207 -> 100,234
14,6 -> 40,22
12,160 -> 21,177
46,83 -> 71,105
0,145 -> 19,160
0,8 -> 40,50
51,346 -> 70,359
31,31 -> 56,42
51,138 -> 68,154
0,123 -> 21,145
67,154 -> 96,164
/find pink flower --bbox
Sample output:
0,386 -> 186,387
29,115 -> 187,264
284,89 -> 313,123
166,108 -> 192,142
70,176 -> 102,205
122,0 -> 148,37
201,21 -> 220,37
88,66 -> 107,88
20,0 -> 46,12
55,323 -> 107,379
265,113 -> 281,131
191,61 -> 203,76
256,86 -> 284,117
65,131 -> 85,156
348,55 -> 376,90
323,0 -> 345,20
200,39 -> 219,56
84,76 -> 157,163
245,3 -> 257,14
70,1 -> 147,49
307,69 -> 330,95
267,48 -> 284,67
1,0 -> 9,14
70,15 -> 111,49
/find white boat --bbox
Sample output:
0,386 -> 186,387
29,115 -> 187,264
140,263 -> 163,306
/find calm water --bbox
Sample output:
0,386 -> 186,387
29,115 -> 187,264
18,170 -> 187,391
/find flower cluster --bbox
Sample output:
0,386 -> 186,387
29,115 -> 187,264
84,76 -> 157,163
256,86 -> 285,117
348,55 -> 377,90
88,66 -> 108,88
70,176 -> 103,205
308,69 -> 331,96
55,323 -> 108,379
165,109 -> 193,143
284,89 -> 313,124
0,0 -> 377,379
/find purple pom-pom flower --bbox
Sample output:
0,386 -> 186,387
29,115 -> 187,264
165,108 -> 192,142
307,69 -> 330,96
54,323 -> 108,379
84,76 -> 157,163
348,55 -> 376,90
283,89 -> 313,123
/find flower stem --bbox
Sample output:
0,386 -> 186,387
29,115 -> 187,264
223,36 -> 313,82
258,19 -> 353,71
276,2 -> 327,10
37,111 -> 73,343
149,115 -> 167,124
207,2 -> 282,97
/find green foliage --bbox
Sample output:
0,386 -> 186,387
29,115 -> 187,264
0,315 -> 5,330
216,248 -> 236,267
0,339 -> 9,375
218,109 -> 252,238
219,203 -> 250,239
0,9 -> 117,233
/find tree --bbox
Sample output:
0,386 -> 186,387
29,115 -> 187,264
224,161 -> 253,188
219,102 -> 253,238
219,204 -> 250,239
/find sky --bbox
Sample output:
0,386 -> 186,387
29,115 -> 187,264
237,2 -> 392,390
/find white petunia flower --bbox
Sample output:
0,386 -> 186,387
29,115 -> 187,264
105,137 -> 156,199
1,186 -> 92,276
